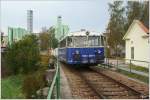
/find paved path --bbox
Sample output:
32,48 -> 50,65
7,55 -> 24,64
60,67 -> 72,99
105,59 -> 149,77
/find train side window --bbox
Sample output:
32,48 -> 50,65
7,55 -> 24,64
88,37 -> 91,46
90,36 -> 93,46
93,37 -> 95,46
93,38 -> 94,46
68,37 -> 72,47
101,36 -> 104,46
98,36 -> 100,46
99,36 -> 101,46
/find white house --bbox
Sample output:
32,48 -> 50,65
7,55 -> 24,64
123,20 -> 149,68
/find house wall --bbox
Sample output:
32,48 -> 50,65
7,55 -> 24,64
125,23 -> 149,68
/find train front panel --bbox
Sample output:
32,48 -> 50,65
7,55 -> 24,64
66,47 -> 104,64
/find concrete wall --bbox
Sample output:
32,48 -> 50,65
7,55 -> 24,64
125,23 -> 149,68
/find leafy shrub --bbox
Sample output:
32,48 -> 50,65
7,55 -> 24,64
22,74 -> 38,98
1,52 -> 12,78
5,34 -> 40,75
22,70 -> 46,98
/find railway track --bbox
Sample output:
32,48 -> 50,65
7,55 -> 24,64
79,68 -> 142,99
90,66 -> 149,98
61,64 -> 100,99
61,63 -> 148,99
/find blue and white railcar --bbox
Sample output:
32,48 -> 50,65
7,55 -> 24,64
58,30 -> 105,65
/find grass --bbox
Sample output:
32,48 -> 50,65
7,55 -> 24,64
1,74 -> 25,99
129,64 -> 149,73
117,69 -> 149,84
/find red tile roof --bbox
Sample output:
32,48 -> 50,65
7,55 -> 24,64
137,20 -> 149,33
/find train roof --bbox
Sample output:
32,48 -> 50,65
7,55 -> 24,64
59,30 -> 103,42
68,30 -> 103,36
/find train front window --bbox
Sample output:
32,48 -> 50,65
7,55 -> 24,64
88,36 -> 99,46
94,36 -> 99,46
66,36 -> 104,47
73,36 -> 86,47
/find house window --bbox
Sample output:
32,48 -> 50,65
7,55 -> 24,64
131,47 -> 134,59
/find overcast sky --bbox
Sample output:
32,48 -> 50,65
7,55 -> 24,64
1,0 -> 110,35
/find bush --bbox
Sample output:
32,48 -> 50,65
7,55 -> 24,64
22,70 -> 46,98
1,52 -> 12,78
5,34 -> 40,75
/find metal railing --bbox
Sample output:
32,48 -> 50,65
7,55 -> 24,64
104,58 -> 149,77
47,59 -> 60,99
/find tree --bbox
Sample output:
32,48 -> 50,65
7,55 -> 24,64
39,27 -> 58,51
39,32 -> 50,51
125,1 -> 149,30
5,42 -> 20,74
48,27 -> 58,49
140,1 -> 149,25
125,1 -> 143,30
105,1 -> 149,57
5,34 -> 40,74
106,1 -> 126,56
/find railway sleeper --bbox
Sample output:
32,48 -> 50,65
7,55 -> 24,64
84,79 -> 119,86
108,95 -> 139,99
87,83 -> 124,91
102,91 -> 134,96
99,82 -> 118,85
100,88 -> 126,92
99,84 -> 118,87
85,80 -> 114,85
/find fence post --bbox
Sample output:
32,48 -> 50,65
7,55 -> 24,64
108,58 -> 109,68
148,62 -> 150,76
129,60 -> 131,73
104,58 -> 106,68
106,58 -> 107,68
116,58 -> 118,69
